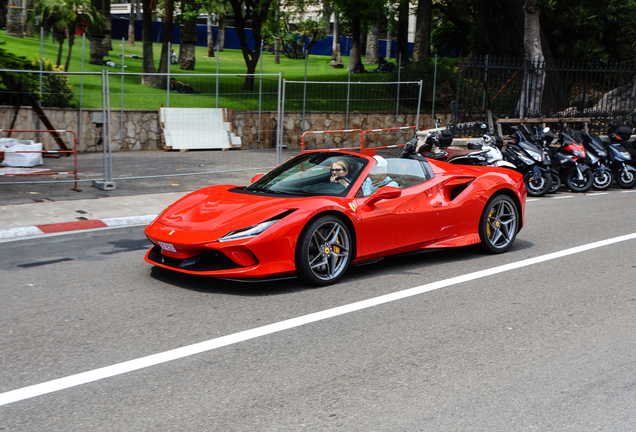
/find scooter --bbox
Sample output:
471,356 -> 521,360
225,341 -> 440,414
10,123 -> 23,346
545,122 -> 594,193
579,130 -> 614,190
502,124 -> 552,197
604,122 -> 636,188
464,134 -> 517,169
416,129 -> 489,163
536,126 -> 561,193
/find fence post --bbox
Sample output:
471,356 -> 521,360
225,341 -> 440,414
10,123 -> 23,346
395,53 -> 402,134
93,70 -> 116,190
258,39 -> 263,143
277,77 -> 286,166
167,42 -> 171,107
416,80 -> 423,131
78,33 -> 86,146
216,45 -> 220,108
120,38 -> 125,145
432,55 -> 437,128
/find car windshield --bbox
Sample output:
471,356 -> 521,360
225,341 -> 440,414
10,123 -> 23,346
245,152 -> 369,197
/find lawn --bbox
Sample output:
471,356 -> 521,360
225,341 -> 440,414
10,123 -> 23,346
0,30 -> 419,112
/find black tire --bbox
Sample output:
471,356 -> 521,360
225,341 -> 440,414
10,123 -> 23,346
565,167 -> 594,192
549,172 -> 561,193
615,168 -> 636,189
523,170 -> 551,197
295,215 -> 352,286
592,169 -> 613,191
479,194 -> 519,254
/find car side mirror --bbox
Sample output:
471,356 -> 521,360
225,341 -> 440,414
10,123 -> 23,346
364,186 -> 402,206
251,173 -> 264,183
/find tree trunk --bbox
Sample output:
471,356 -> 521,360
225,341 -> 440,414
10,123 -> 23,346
349,17 -> 362,68
412,0 -> 431,61
102,0 -> 112,52
331,9 -> 342,68
6,0 -> 23,37
228,0 -> 272,90
519,0 -> 545,118
274,7 -> 280,64
386,28 -> 392,60
127,6 -> 136,46
207,12 -> 215,57
396,0 -> 410,63
24,0 -> 35,37
216,14 -> 226,51
141,0 -> 156,85
179,0 -> 197,70
56,38 -> 65,67
64,33 -> 75,72
156,0 -> 174,89
88,0 -> 106,64
365,25 -> 379,64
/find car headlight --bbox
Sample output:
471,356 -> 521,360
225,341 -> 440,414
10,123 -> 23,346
218,220 -> 279,243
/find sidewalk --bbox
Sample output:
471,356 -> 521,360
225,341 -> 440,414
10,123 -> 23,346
1,149 -> 296,240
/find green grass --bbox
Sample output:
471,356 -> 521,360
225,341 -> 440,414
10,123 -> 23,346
1,30 -> 416,111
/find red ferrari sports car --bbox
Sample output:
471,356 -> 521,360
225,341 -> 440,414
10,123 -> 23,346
145,150 -> 526,285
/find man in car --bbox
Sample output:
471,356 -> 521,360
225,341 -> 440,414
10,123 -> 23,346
361,155 -> 399,196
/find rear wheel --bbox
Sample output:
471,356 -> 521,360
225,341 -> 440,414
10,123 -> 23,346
549,172 -> 561,193
565,167 -> 594,192
616,168 -> 636,189
479,194 -> 519,254
523,170 -> 551,197
295,215 -> 352,286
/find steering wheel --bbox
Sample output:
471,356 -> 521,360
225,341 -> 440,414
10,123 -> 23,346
335,176 -> 350,185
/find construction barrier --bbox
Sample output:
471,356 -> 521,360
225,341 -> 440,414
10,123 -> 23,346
0,129 -> 80,189
360,126 -> 417,155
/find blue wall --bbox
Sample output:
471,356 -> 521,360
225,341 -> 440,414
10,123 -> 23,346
111,17 -> 412,59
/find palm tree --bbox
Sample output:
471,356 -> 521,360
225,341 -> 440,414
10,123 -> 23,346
33,0 -> 105,72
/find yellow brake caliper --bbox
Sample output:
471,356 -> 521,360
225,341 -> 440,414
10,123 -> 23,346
487,208 -> 495,237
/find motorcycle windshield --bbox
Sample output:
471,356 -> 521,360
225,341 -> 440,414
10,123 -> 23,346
516,124 -> 542,147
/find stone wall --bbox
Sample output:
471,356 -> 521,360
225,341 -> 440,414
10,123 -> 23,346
1,105 -> 451,151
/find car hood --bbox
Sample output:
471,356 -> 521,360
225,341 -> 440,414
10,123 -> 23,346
157,185 -> 301,232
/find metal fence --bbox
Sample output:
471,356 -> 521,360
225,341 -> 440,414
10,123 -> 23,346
454,56 -> 636,136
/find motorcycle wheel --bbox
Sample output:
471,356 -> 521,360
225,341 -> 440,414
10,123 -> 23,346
523,170 -> 551,197
565,167 -> 594,192
592,169 -> 613,191
549,172 -> 561,193
616,169 -> 636,189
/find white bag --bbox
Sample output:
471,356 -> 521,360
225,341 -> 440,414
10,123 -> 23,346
0,138 -> 43,167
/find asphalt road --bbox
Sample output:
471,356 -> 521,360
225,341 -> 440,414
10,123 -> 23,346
1,190 -> 636,431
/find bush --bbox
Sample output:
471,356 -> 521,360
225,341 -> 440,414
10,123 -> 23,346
0,46 -> 74,108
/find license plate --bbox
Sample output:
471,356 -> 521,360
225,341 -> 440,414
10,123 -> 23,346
158,241 -> 177,253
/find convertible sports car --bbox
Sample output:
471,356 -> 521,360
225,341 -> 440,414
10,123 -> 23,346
144,150 -> 526,285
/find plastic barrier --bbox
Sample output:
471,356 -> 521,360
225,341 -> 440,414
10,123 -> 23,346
0,129 -> 79,189
300,129 -> 363,153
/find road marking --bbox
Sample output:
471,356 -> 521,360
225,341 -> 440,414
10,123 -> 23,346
586,192 -> 609,196
2,233 -> 636,407
620,190 -> 636,193
551,195 -> 574,199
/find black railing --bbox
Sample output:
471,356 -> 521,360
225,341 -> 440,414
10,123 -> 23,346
454,56 -> 636,136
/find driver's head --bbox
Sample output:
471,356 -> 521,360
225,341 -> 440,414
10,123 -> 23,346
331,160 -> 348,176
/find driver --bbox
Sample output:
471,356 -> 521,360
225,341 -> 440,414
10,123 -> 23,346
330,160 -> 350,186
361,155 -> 398,196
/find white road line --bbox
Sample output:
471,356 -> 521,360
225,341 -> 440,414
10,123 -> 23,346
586,192 -> 609,196
526,199 -> 540,202
621,190 -> 636,193
2,232 -> 636,407
552,195 -> 574,199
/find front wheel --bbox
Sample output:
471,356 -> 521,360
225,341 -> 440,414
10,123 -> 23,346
295,215 -> 352,286
592,168 -> 613,191
479,194 -> 519,254
616,168 -> 636,189
565,167 -> 594,192
523,170 -> 551,197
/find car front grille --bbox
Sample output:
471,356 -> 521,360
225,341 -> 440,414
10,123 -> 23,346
148,245 -> 243,271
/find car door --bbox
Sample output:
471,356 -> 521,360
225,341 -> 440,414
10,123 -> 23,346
353,158 -> 445,259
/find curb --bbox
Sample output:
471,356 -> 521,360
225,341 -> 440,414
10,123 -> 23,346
0,215 -> 157,240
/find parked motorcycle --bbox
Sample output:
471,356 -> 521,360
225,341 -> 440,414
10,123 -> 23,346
604,122 -> 636,188
578,130 -> 614,190
545,122 -> 594,193
502,124 -> 552,197
535,126 -> 561,193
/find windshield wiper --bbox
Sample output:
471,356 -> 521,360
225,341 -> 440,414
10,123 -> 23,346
246,186 -> 291,195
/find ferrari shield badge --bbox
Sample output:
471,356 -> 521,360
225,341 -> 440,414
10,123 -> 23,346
348,202 -> 357,212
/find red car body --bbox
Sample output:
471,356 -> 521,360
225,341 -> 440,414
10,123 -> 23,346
145,151 -> 526,284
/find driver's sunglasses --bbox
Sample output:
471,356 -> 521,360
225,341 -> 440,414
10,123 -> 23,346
330,168 -> 345,173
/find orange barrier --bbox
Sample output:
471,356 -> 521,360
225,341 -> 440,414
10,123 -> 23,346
360,126 -> 417,155
0,129 -> 79,189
